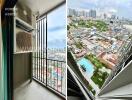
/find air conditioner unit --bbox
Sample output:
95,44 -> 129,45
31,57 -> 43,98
15,1 -> 32,26
14,1 -> 35,53
15,27 -> 32,53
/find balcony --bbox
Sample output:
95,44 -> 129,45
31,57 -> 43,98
13,7 -> 66,100
0,0 -> 66,100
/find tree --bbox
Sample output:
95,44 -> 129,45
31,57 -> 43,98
67,25 -> 70,30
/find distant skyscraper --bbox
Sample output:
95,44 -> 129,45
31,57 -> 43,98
86,12 -> 89,17
68,8 -> 77,16
111,14 -> 116,19
68,8 -> 73,16
78,11 -> 82,17
89,10 -> 96,18
104,13 -> 107,19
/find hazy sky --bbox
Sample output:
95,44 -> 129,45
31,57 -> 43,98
68,0 -> 132,20
47,5 -> 66,49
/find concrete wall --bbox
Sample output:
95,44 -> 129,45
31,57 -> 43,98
13,53 -> 32,89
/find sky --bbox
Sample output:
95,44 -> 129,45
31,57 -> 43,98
68,0 -> 132,20
47,5 -> 66,49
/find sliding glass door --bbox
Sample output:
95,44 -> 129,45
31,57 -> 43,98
32,4 -> 66,97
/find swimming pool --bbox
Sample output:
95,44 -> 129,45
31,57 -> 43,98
78,58 -> 94,76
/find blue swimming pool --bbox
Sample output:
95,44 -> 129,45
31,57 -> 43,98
78,58 -> 94,76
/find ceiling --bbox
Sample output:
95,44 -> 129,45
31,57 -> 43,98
18,0 -> 65,15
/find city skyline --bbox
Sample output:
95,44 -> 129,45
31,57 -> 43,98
68,0 -> 132,20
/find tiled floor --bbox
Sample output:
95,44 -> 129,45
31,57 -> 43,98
14,80 -> 62,100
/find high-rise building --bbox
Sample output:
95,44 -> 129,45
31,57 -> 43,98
68,48 -> 132,100
104,13 -> 107,19
89,10 -> 96,18
111,14 -> 116,19
68,8 -> 77,16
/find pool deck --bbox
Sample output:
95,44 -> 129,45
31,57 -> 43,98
77,58 -> 100,95
77,58 -> 94,76
78,66 -> 100,94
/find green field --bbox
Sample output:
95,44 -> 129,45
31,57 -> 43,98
78,20 -> 108,32
68,17 -> 108,31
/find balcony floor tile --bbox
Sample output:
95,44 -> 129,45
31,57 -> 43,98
14,80 -> 62,100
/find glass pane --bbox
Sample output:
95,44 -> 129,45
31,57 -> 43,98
47,5 -> 66,95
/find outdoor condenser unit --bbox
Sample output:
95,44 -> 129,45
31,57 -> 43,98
15,1 -> 32,26
14,1 -> 35,53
